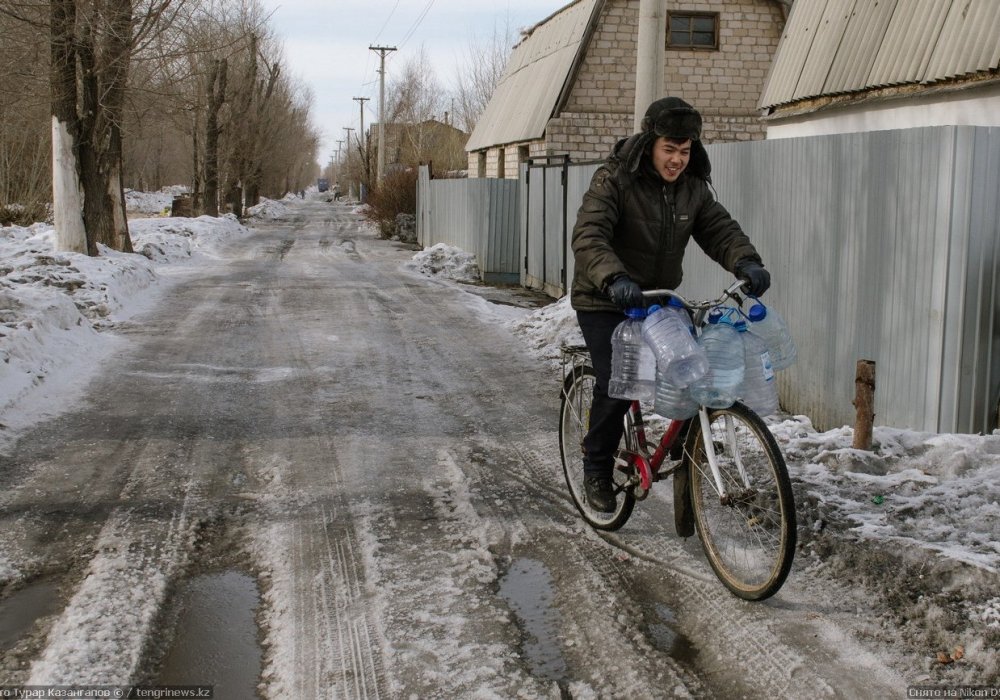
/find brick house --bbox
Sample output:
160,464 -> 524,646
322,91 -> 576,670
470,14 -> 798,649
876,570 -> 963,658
758,0 -> 1000,138
466,0 -> 792,178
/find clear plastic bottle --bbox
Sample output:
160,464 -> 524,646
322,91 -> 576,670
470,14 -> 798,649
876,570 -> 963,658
746,300 -> 797,370
689,310 -> 745,408
736,320 -> 779,416
608,308 -> 655,401
653,364 -> 700,419
641,299 -> 708,388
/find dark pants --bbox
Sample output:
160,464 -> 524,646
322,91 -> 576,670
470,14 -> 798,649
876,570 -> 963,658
577,310 -> 631,478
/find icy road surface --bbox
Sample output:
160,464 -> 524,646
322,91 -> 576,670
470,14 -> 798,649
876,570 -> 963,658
0,198 -> 924,697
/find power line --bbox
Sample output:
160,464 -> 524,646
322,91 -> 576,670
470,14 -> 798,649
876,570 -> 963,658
398,0 -> 435,48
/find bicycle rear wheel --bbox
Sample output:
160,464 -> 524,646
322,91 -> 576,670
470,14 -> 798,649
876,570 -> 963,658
686,403 -> 796,600
559,364 -> 635,531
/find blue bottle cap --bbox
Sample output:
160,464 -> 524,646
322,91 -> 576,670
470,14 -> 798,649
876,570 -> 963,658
626,307 -> 646,319
667,296 -> 685,308
747,303 -> 767,322
647,304 -> 662,313
708,308 -> 724,324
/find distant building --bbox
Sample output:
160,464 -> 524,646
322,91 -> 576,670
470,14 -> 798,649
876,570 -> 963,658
370,118 -> 469,176
466,0 -> 791,178
759,0 -> 1000,138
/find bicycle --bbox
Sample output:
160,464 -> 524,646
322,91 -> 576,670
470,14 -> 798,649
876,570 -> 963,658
558,280 -> 796,601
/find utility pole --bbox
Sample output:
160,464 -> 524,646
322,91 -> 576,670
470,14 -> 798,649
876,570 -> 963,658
635,0 -> 667,132
343,127 -> 356,199
343,127 -> 355,160
352,96 -> 370,174
369,45 -> 396,183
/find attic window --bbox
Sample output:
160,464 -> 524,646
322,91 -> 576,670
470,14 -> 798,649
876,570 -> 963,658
668,12 -> 718,50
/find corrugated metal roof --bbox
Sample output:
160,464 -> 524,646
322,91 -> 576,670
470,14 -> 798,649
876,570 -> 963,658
760,0 -> 1000,110
466,0 -> 599,152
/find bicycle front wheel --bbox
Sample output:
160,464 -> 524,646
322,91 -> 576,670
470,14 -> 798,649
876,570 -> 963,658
686,403 -> 796,600
559,364 -> 635,531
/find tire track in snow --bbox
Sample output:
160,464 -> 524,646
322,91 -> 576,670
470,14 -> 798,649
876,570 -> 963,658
27,491 -> 196,684
253,472 -> 388,698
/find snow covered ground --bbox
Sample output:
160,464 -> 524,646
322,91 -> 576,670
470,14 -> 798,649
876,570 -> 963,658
0,191 -> 997,683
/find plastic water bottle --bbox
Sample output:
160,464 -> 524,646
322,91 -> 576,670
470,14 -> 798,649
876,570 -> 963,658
609,308 -> 655,401
689,310 -> 745,408
641,300 -> 708,388
653,365 -> 700,420
736,320 -> 779,416
746,299 -> 797,370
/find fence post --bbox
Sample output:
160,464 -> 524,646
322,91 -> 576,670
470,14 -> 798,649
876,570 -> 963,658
852,359 -> 876,450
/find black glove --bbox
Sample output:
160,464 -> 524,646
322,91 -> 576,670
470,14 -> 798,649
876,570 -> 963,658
605,274 -> 644,309
735,260 -> 771,297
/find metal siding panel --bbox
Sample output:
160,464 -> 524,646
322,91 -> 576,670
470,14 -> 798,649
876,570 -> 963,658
794,0 -> 856,99
545,168 -> 565,294
696,128 -> 994,432
925,0 -> 1000,81
825,0 -> 897,94
563,164 -> 600,297
761,0 -> 833,108
970,127 -> 1000,432
526,165 -> 548,288
869,0 -> 948,86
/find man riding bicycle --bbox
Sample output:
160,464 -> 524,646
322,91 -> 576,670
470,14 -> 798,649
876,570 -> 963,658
570,96 -> 772,513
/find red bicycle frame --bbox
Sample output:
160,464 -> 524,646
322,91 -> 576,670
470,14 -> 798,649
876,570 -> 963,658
623,401 -> 688,493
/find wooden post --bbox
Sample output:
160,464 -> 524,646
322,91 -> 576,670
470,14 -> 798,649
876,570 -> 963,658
853,360 -> 876,450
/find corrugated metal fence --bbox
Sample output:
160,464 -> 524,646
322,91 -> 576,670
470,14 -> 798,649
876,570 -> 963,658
417,167 -> 519,284
416,126 -> 1000,434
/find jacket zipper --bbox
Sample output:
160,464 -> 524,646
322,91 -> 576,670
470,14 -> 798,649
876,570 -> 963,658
654,184 -> 675,280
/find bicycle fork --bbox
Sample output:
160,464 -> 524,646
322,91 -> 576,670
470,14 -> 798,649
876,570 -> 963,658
697,408 -> 753,505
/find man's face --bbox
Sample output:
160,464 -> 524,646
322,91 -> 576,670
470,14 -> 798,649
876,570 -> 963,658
651,137 -> 691,183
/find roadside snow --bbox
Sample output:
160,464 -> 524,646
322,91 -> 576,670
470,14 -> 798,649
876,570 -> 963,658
0,198 -> 250,443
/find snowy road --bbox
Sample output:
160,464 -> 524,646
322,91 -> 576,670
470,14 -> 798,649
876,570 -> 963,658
0,199 -> 927,696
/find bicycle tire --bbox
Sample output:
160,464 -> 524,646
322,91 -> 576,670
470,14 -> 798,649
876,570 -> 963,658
559,364 -> 635,531
685,402 -> 796,600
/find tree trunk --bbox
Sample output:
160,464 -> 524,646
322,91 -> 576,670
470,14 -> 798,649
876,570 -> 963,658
50,0 -> 87,254
204,58 -> 227,217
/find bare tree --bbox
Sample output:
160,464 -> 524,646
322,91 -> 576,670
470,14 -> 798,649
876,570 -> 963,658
0,2 -> 52,226
453,20 -> 518,133
48,0 -> 181,254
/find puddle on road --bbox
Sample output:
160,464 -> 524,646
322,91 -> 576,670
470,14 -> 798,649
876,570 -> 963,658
498,557 -> 568,681
646,602 -> 699,665
157,571 -> 261,699
0,580 -> 61,653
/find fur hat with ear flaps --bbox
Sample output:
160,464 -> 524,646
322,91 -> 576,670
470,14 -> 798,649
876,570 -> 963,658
621,96 -> 712,182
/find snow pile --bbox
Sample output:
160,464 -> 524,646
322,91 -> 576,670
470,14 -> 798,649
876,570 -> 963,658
129,214 -> 248,262
508,294 -> 584,365
124,186 -> 188,216
245,197 -> 292,220
402,243 -> 481,283
0,214 -> 250,436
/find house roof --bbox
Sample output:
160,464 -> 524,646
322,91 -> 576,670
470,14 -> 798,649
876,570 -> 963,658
465,0 -> 600,152
759,0 -> 1000,111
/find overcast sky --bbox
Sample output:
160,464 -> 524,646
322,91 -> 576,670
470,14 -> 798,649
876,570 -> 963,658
261,0 -> 571,168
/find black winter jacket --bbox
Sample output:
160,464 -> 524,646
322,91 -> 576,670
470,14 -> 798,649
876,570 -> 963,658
570,133 -> 762,312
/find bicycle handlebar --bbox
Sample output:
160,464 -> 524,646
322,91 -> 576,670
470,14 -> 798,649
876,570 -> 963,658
639,279 -> 748,312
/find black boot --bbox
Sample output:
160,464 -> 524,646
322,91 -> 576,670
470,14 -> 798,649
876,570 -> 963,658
584,476 -> 617,513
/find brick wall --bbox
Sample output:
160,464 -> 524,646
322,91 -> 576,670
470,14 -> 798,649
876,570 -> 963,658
468,0 -> 784,175
564,0 -> 782,145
